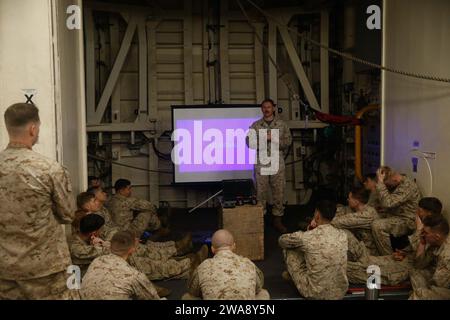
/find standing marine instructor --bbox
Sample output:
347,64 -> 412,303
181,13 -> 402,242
0,103 -> 77,299
247,99 -> 292,233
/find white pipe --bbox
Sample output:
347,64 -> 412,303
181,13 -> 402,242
189,190 -> 223,214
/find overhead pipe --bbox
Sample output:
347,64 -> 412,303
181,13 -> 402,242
355,104 -> 380,182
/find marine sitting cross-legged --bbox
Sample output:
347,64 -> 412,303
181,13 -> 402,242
107,179 -> 168,239
332,187 -> 380,256
183,229 -> 270,300
393,197 -> 443,261
70,214 -> 203,288
409,214 -> 450,300
81,231 -> 162,300
279,200 -> 349,300
88,186 -> 192,258
371,166 -> 421,255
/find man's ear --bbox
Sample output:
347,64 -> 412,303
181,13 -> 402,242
28,123 -> 35,136
313,211 -> 319,221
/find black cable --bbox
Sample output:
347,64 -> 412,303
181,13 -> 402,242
151,140 -> 172,161
88,154 -> 173,174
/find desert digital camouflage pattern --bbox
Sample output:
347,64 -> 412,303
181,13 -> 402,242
248,116 -> 291,216
81,254 -> 160,300
279,224 -> 348,300
187,250 -> 269,300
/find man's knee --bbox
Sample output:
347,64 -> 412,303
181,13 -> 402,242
372,219 -> 387,233
182,293 -> 201,300
255,289 -> 270,300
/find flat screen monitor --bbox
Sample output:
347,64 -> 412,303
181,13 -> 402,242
172,105 -> 261,184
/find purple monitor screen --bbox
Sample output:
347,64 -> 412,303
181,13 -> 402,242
172,105 -> 262,183
175,118 -> 259,173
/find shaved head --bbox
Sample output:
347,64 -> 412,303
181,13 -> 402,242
211,229 -> 235,250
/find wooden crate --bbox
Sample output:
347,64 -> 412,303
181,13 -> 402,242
218,204 -> 264,261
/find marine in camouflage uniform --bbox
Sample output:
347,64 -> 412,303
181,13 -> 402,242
367,190 -> 382,209
248,116 -> 291,218
0,143 -> 77,300
372,175 -> 421,255
97,205 -> 178,259
279,224 -> 349,300
69,233 -> 110,277
81,254 -> 161,300
332,205 -> 380,256
107,194 -> 161,236
409,236 -> 450,300
185,249 -> 269,300
97,206 -> 120,240
345,230 -> 411,286
69,231 -> 191,281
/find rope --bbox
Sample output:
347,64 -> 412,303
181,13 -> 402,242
242,0 -> 450,84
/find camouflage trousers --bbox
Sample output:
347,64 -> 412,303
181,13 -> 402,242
135,240 -> 177,261
0,270 -> 80,300
181,289 -> 270,300
372,216 -> 415,255
129,210 -> 162,237
129,255 -> 191,281
355,230 -> 380,256
255,165 -> 285,217
409,268 -> 450,300
283,249 -> 315,299
347,255 -> 411,286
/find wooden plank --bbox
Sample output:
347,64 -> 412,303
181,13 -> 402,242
86,2 -> 183,19
93,16 -> 137,124
86,123 -> 153,132
99,15 -> 108,96
147,21 -> 160,205
222,205 -> 264,234
84,7 -> 96,124
184,0 -> 194,104
288,20 -> 300,121
278,25 -> 320,110
137,15 -> 148,118
320,10 -> 330,114
109,14 -> 122,182
219,0 -> 230,103
202,0 -> 210,103
234,233 -> 264,261
268,22 -> 278,102
254,23 -> 265,103
220,204 -> 264,261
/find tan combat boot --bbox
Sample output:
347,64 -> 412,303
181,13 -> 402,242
197,244 -> 209,263
281,270 -> 292,282
154,284 -> 172,298
175,232 -> 194,256
149,227 -> 171,241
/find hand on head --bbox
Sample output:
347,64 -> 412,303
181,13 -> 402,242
307,219 -> 317,231
376,168 -> 386,184
393,249 -> 406,261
